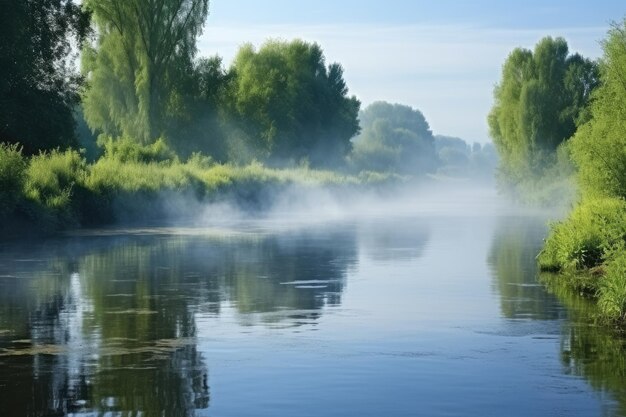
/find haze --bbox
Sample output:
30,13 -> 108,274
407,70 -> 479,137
199,0 -> 621,142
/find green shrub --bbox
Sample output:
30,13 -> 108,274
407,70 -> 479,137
538,197 -> 626,271
25,149 -> 88,226
0,143 -> 26,217
598,248 -> 626,322
99,135 -> 178,164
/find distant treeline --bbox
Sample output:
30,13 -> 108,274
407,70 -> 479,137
489,19 -> 626,325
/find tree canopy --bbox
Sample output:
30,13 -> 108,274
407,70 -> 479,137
81,0 -> 209,143
570,20 -> 626,199
227,39 -> 360,166
350,102 -> 436,175
488,37 -> 599,188
0,0 -> 91,154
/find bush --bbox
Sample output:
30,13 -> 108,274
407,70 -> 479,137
0,143 -> 26,217
598,248 -> 626,322
538,197 -> 626,271
25,149 -> 88,226
99,135 -> 178,164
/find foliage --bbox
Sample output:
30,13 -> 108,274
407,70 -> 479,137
569,20 -> 626,200
227,39 -> 360,166
25,150 -> 87,209
0,0 -> 91,154
488,37 -> 599,193
169,56 -> 234,160
0,142 -> 398,234
539,21 -> 626,325
0,143 -> 27,218
98,136 -> 178,164
597,248 -> 626,321
539,197 -> 626,272
350,102 -> 436,175
81,0 -> 209,143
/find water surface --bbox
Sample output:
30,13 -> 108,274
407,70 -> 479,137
0,188 -> 624,416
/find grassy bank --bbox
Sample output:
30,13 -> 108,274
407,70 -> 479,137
0,141 -> 401,237
538,197 -> 626,324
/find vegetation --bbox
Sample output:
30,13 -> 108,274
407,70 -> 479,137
227,40 -> 360,166
434,135 -> 498,180
488,37 -> 598,201
81,0 -> 210,143
0,141 -> 401,236
0,0 -> 492,237
349,102 -> 436,175
536,20 -> 626,324
0,0 -> 90,154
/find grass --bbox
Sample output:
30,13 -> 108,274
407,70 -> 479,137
0,141 -> 402,236
539,197 -> 626,324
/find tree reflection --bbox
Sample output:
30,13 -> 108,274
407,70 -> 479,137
541,273 -> 626,417
0,225 -> 357,416
488,216 -> 563,320
489,215 -> 626,415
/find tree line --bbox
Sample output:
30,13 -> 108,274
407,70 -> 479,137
1,0 -> 488,178
490,18 -> 626,324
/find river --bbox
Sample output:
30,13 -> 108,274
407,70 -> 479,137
0,186 -> 624,416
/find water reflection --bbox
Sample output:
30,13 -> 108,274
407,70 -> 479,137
0,225 -> 357,416
488,216 -> 564,320
541,274 -> 626,417
490,215 -> 626,416
358,218 -> 430,262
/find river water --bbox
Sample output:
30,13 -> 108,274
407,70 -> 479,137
1,187 -> 625,416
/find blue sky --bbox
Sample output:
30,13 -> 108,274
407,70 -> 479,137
198,1 -> 625,142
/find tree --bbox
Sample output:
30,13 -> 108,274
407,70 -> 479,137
350,102 -> 436,175
488,37 -> 599,189
0,0 -> 90,154
81,0 -> 209,144
227,39 -> 360,167
570,20 -> 626,199
170,55 -> 234,160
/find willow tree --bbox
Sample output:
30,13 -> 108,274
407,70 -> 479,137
82,0 -> 209,143
570,20 -> 626,199
488,37 -> 598,189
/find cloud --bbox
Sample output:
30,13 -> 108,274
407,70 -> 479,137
198,23 -> 607,142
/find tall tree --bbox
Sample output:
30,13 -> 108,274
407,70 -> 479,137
227,39 -> 360,167
570,20 -> 626,199
0,0 -> 90,154
82,0 -> 209,143
488,37 -> 599,188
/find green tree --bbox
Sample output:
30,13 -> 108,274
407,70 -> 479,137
227,39 -> 360,166
350,101 -> 436,175
81,0 -> 209,144
570,20 -> 626,199
171,55 -> 234,160
488,37 -> 599,190
0,0 -> 90,154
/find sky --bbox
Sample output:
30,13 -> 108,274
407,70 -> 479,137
197,1 -> 625,143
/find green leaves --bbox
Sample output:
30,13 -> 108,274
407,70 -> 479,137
350,102 -> 436,175
81,0 -> 209,144
227,39 -> 360,167
488,37 -> 598,194
0,0 -> 90,154
570,19 -> 626,200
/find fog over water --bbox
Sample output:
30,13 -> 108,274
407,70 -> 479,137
1,185 -> 621,417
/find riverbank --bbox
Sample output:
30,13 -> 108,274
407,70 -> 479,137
0,142 -> 404,239
538,197 -> 626,325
